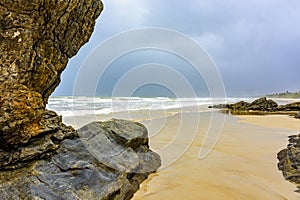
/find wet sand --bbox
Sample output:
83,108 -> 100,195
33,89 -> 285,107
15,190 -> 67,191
63,108 -> 300,199
132,112 -> 300,200
237,115 -> 300,131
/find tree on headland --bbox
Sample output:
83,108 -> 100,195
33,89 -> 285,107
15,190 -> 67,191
266,91 -> 300,98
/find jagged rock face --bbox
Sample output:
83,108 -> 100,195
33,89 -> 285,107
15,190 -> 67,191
0,0 -> 103,147
0,110 -> 78,170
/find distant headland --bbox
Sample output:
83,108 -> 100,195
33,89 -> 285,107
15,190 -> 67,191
266,91 -> 300,98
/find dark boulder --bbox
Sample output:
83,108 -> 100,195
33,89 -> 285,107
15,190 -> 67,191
0,119 -> 161,199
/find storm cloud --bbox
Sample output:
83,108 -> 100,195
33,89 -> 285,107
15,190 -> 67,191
54,0 -> 300,97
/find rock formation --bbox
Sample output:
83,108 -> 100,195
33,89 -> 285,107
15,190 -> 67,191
0,119 -> 161,199
0,1 -> 161,199
0,110 -> 77,170
278,102 -> 300,111
209,97 -> 300,117
0,0 -> 103,147
278,134 -> 300,192
230,97 -> 278,111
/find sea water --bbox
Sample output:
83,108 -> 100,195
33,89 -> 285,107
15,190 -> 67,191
47,96 -> 253,118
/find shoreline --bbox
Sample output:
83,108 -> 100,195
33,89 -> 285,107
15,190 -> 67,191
236,114 -> 300,131
132,111 -> 300,200
61,105 -> 213,129
58,100 -> 300,199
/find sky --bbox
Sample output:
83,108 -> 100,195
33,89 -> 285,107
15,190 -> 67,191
53,0 -> 300,97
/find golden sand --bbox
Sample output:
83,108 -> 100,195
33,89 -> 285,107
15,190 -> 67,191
237,115 -> 300,131
132,112 -> 300,200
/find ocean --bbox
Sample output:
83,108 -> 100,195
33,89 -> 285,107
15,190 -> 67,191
47,96 -> 253,119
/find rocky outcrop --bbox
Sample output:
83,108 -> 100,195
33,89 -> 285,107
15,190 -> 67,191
0,0 -> 103,147
278,102 -> 300,111
241,97 -> 278,111
0,110 -> 77,170
277,134 -> 300,192
225,97 -> 279,111
0,1 -> 161,199
209,97 -> 300,117
0,119 -> 161,199
296,112 -> 300,119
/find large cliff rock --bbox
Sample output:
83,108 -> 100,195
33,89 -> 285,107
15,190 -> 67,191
0,0 -> 103,147
0,1 -> 161,199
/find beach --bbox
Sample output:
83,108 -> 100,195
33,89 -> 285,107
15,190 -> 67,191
131,112 -> 300,200
55,98 -> 300,199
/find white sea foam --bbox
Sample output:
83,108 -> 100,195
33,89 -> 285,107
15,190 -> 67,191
47,96 -> 254,117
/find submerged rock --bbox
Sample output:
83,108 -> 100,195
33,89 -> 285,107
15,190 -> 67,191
0,119 -> 161,199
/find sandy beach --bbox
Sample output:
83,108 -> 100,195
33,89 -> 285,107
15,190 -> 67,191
62,105 -> 300,200
130,111 -> 300,200
2,0 -> 299,198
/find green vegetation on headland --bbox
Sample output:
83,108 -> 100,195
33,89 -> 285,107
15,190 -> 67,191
266,91 -> 300,98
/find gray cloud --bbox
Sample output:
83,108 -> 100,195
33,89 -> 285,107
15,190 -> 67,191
54,0 -> 300,97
